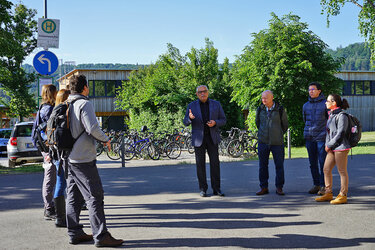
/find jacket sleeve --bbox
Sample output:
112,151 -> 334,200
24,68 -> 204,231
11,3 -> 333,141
255,107 -> 260,129
80,101 -> 109,143
302,105 -> 306,123
326,113 -> 348,149
183,103 -> 192,126
215,102 -> 226,127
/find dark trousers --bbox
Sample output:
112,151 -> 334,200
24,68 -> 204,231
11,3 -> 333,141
305,140 -> 326,187
66,160 -> 108,243
258,142 -> 285,189
194,134 -> 221,192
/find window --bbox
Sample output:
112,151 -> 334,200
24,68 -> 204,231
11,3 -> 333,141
106,80 -> 116,96
88,80 -> 94,97
95,80 -> 105,97
88,80 -> 122,97
343,80 -> 375,95
355,81 -> 363,95
364,81 -> 371,95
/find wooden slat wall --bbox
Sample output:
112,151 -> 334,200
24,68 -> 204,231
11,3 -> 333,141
343,96 -> 375,131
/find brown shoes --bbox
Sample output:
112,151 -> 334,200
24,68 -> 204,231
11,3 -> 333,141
69,233 -> 93,245
95,233 -> 124,248
315,192 -> 333,202
330,194 -> 347,204
276,187 -> 285,195
256,188 -> 269,195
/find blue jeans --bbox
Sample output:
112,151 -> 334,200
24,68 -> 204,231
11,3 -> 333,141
53,160 -> 67,198
305,140 -> 326,187
258,142 -> 285,189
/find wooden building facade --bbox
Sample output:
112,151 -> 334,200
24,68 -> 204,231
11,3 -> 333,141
57,69 -> 132,131
337,71 -> 375,131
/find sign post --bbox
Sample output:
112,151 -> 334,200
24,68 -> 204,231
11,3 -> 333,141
37,18 -> 60,48
33,50 -> 59,75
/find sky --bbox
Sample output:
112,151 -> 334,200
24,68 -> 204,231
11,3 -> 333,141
15,0 -> 364,65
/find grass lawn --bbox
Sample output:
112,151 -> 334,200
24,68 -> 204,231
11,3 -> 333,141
286,131 -> 375,159
0,163 -> 43,174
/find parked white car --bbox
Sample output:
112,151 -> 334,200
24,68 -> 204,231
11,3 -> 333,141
7,122 -> 43,168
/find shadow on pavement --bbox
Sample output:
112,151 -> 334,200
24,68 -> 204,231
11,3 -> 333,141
124,235 -> 375,249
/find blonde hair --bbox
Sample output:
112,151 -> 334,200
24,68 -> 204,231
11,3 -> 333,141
41,84 -> 57,105
55,89 -> 70,105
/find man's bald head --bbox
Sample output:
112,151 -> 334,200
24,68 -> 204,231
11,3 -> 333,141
261,90 -> 274,108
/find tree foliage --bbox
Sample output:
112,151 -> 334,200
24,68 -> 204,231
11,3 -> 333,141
115,39 -> 243,133
0,0 -> 37,119
230,13 -> 343,145
326,42 -> 373,70
321,0 -> 375,62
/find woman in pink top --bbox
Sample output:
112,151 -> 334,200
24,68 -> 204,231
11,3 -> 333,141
315,94 -> 351,204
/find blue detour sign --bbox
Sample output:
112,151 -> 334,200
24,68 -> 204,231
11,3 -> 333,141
33,50 -> 59,75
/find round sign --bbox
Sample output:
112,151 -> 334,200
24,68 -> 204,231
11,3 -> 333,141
33,50 -> 59,75
41,19 -> 56,33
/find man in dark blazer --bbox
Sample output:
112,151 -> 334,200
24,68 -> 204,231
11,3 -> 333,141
183,85 -> 227,197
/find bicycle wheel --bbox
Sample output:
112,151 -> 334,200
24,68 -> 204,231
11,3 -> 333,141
166,142 -> 181,159
107,142 -> 121,160
122,143 -> 136,161
227,139 -> 244,158
147,143 -> 160,160
187,137 -> 195,154
96,142 -> 104,156
219,138 -> 230,156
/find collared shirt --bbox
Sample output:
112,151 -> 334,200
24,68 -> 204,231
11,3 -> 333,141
266,102 -> 275,119
199,99 -> 210,135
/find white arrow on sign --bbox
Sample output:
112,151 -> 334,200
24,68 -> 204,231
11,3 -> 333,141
38,54 -> 51,72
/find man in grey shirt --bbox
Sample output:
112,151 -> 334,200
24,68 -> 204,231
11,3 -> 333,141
66,74 -> 123,247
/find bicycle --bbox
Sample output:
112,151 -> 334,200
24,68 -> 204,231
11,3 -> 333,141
227,130 -> 258,158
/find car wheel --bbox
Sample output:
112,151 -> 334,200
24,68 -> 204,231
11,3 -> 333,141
8,159 -> 16,168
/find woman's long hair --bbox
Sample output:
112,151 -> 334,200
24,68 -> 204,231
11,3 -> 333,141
41,84 -> 57,105
329,94 -> 350,110
55,89 -> 70,106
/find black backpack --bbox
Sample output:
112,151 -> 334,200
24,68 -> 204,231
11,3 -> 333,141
342,113 -> 362,148
32,104 -> 50,153
46,98 -> 84,151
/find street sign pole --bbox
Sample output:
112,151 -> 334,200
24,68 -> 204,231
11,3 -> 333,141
44,0 -> 47,18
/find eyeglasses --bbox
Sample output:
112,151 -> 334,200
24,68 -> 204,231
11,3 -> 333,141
197,90 -> 208,94
308,88 -> 317,92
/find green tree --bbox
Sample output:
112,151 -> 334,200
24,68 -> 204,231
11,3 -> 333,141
0,1 -> 37,120
230,13 -> 343,145
116,39 -> 243,133
321,0 -> 375,62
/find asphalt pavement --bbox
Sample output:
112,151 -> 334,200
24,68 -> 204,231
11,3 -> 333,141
0,153 -> 374,249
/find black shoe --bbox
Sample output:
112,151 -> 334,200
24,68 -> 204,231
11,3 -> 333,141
199,191 -> 207,197
44,208 -> 56,220
276,187 -> 285,195
308,185 -> 320,194
95,233 -> 124,247
69,233 -> 93,245
256,188 -> 269,195
213,190 -> 225,196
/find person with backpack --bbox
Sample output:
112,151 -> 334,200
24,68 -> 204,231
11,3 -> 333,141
49,89 -> 71,228
255,90 -> 288,196
31,84 -> 57,220
64,74 -> 123,247
316,94 -> 351,204
303,82 -> 328,196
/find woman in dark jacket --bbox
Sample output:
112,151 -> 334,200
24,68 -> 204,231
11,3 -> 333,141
32,84 -> 57,219
316,94 -> 351,204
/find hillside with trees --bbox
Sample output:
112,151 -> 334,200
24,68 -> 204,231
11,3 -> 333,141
326,42 -> 374,71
